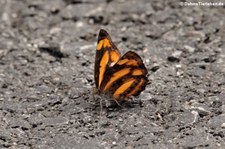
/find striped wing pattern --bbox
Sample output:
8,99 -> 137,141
94,29 -> 148,100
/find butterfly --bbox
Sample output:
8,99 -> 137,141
94,29 -> 148,102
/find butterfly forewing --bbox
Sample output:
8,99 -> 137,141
94,29 -> 120,89
95,29 -> 148,101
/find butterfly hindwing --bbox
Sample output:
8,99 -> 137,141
95,29 -> 148,101
101,51 -> 148,100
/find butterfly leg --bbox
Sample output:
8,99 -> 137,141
113,99 -> 123,108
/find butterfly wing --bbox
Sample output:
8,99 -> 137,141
95,29 -> 121,89
95,29 -> 148,100
101,51 -> 148,100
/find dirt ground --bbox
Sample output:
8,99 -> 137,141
0,0 -> 225,148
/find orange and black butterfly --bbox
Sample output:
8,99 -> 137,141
94,29 -> 148,102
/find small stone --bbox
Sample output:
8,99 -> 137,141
221,123 -> 225,128
172,51 -> 182,58
221,105 -> 225,112
209,114 -> 225,128
167,56 -> 180,62
184,45 -> 195,53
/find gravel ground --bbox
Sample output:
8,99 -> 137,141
0,0 -> 225,148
